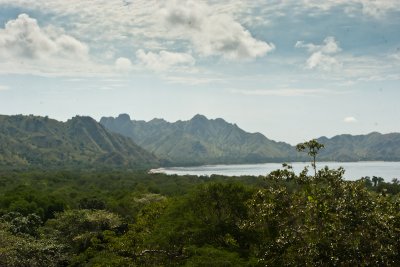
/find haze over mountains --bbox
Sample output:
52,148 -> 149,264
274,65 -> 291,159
1,113 -> 400,169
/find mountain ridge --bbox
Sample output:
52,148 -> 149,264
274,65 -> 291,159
0,114 -> 159,169
100,114 -> 298,166
2,113 -> 400,169
317,131 -> 400,161
101,113 -> 400,165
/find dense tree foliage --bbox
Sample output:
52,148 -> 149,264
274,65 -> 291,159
247,165 -> 399,266
0,166 -> 399,266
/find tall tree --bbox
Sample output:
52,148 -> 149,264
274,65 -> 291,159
296,139 -> 325,177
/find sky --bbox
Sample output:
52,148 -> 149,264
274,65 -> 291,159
0,0 -> 399,144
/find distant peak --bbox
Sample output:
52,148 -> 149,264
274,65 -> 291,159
116,113 -> 131,122
214,118 -> 226,123
68,116 -> 99,126
367,131 -> 381,136
70,115 -> 96,122
150,118 -> 167,123
191,114 -> 208,121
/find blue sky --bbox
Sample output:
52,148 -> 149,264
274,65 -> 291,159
0,0 -> 399,144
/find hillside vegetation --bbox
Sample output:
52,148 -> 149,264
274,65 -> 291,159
2,113 -> 400,170
100,114 -> 296,166
318,132 -> 400,161
101,114 -> 400,165
0,166 -> 399,266
0,115 -> 158,169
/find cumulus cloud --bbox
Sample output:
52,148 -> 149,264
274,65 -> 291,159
0,14 -> 99,75
162,0 -> 274,60
54,34 -> 88,59
0,1 -> 274,61
136,49 -> 195,71
0,1 -> 397,80
295,36 -> 342,70
306,51 -> 340,70
344,116 -> 357,123
295,36 -> 341,54
115,57 -> 133,72
0,14 -> 88,60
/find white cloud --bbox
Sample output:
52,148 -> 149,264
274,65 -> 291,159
0,1 -> 397,80
295,37 -> 341,55
115,57 -> 133,72
306,51 -> 341,70
0,14 -> 88,60
339,54 -> 400,82
344,116 -> 357,123
0,14 -> 108,75
293,0 -> 400,18
392,52 -> 400,61
55,34 -> 88,59
358,0 -> 398,17
161,0 -> 274,60
136,49 -> 195,71
0,1 -> 274,61
296,37 -> 342,70
1,1 -> 398,50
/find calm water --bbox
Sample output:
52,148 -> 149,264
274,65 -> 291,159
151,162 -> 400,182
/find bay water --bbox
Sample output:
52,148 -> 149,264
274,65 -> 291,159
151,161 -> 400,182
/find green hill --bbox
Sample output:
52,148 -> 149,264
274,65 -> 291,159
101,114 -> 400,165
3,113 -> 398,169
100,114 -> 296,165
0,114 -> 158,169
317,132 -> 400,161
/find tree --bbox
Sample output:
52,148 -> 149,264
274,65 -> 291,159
1,212 -> 42,237
0,218 -> 67,266
296,139 -> 325,177
246,166 -> 400,266
78,197 -> 106,210
372,176 -> 384,187
44,209 -> 123,254
362,176 -> 373,187
147,183 -> 254,264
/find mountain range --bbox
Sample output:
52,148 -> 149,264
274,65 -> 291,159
0,115 -> 158,169
317,132 -> 400,161
100,114 -> 400,165
100,114 -> 296,166
1,113 -> 400,169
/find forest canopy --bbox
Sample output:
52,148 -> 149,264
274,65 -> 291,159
0,162 -> 399,266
